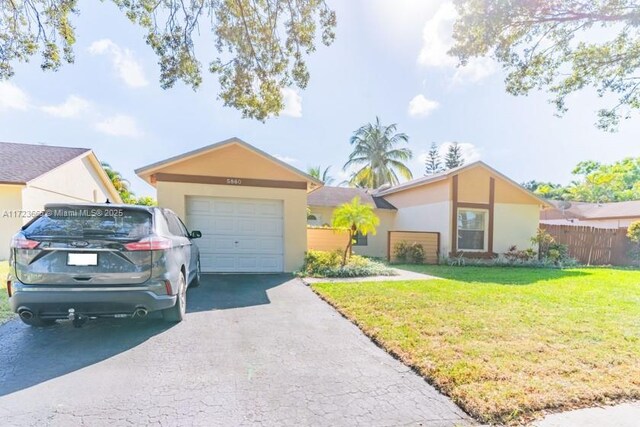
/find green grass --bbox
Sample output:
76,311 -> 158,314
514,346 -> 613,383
312,265 -> 640,424
0,261 -> 11,321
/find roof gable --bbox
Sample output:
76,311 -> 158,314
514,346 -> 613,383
135,138 -> 322,190
377,161 -> 550,207
0,141 -> 90,184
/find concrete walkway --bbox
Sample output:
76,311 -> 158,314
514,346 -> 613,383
303,267 -> 436,284
533,402 -> 640,427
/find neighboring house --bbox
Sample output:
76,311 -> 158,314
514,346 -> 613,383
135,138 -> 322,273
540,200 -> 640,229
309,161 -> 551,259
135,138 -> 548,273
0,142 -> 122,260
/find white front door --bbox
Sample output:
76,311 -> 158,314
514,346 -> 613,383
186,196 -> 284,272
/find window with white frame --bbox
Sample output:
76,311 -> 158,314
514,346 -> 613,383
457,209 -> 487,251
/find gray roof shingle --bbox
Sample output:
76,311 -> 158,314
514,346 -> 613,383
307,186 -> 396,210
542,199 -> 640,220
0,142 -> 90,184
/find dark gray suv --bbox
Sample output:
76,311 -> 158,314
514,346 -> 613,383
6,203 -> 202,327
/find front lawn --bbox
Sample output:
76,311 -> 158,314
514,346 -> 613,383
0,261 -> 11,321
312,266 -> 640,424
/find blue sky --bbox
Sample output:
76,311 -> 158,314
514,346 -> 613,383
1,0 -> 639,197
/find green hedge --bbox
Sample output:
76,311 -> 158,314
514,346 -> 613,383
298,250 -> 396,278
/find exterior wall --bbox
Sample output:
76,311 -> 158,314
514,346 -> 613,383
155,143 -> 304,182
158,181 -> 308,272
22,156 -> 115,215
383,179 -> 450,207
307,205 -> 396,258
494,203 -> 540,253
0,185 -> 24,260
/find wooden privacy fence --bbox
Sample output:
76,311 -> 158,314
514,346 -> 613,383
307,227 -> 350,252
541,224 -> 635,266
387,231 -> 440,264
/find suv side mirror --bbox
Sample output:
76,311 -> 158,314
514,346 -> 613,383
190,230 -> 202,239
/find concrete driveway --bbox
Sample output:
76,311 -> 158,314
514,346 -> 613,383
0,275 -> 471,426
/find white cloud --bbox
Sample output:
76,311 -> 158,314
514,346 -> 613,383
41,95 -> 90,118
89,39 -> 148,88
274,154 -> 298,164
453,57 -> 497,83
0,82 -> 29,111
280,87 -> 303,118
94,114 -> 143,138
418,2 -> 458,68
408,94 -> 440,118
417,2 -> 496,83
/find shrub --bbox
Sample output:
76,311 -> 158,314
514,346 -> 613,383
299,250 -> 396,278
531,228 -> 575,266
393,241 -> 426,264
504,245 -> 537,264
627,221 -> 640,262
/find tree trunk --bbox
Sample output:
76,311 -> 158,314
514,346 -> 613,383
342,229 -> 354,267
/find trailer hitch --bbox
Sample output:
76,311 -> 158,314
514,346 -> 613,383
68,308 -> 87,328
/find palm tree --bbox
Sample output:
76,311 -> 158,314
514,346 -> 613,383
332,197 -> 380,266
101,162 -> 134,202
307,165 -> 335,185
344,117 -> 413,189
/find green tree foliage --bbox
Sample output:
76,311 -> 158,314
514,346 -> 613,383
451,0 -> 640,131
331,197 -> 379,266
522,180 -> 569,200
444,142 -> 464,170
528,157 -> 640,202
0,0 -> 336,121
102,162 -> 157,205
307,165 -> 334,185
425,142 -> 443,175
344,117 -> 413,189
566,158 -> 640,202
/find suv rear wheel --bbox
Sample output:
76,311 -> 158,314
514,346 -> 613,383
162,272 -> 186,322
19,314 -> 56,327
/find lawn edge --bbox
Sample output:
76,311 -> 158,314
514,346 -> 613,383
309,282 -> 640,426
308,283 -> 482,425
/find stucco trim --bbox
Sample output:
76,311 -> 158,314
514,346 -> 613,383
154,173 -> 308,190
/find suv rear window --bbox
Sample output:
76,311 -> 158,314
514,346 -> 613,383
23,207 -> 152,239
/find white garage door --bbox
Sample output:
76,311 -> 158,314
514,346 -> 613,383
186,197 -> 284,273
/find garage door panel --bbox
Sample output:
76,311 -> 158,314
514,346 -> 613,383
186,196 -> 284,273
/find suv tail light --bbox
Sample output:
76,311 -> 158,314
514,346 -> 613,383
124,236 -> 172,251
11,235 -> 40,249
6,280 -> 12,297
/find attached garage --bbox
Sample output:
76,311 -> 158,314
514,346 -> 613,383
135,138 -> 322,273
186,196 -> 284,272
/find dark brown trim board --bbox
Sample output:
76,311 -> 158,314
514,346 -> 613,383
451,175 -> 459,254
153,173 -> 308,190
488,177 -> 495,254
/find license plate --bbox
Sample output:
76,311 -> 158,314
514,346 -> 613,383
67,253 -> 98,266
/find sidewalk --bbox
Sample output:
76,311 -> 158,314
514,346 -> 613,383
533,402 -> 640,427
302,267 -> 436,284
